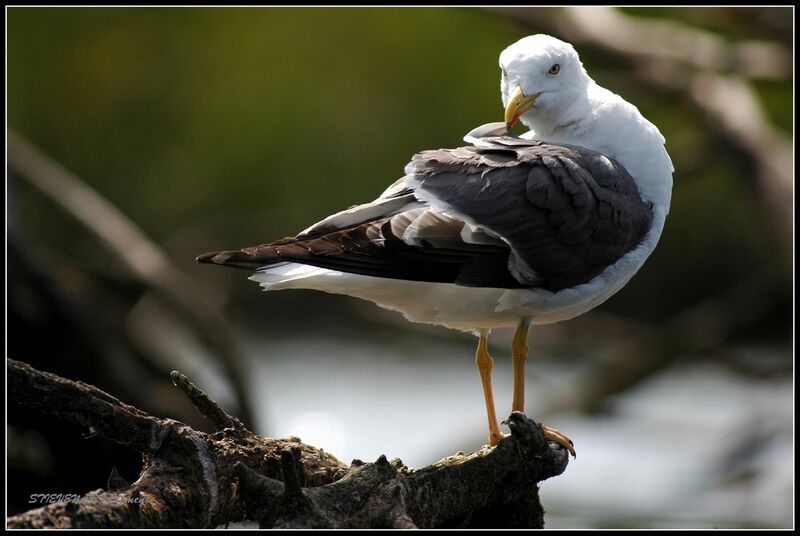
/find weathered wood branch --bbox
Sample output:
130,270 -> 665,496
7,359 -> 569,529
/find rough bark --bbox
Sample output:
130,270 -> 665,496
7,358 -> 569,529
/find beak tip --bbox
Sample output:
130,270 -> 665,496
504,86 -> 536,133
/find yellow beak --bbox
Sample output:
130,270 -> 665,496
504,86 -> 538,129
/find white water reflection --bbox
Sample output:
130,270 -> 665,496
281,412 -> 349,459
244,333 -> 488,466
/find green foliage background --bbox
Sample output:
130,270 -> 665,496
8,7 -> 792,322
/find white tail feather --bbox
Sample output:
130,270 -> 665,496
249,263 -> 334,290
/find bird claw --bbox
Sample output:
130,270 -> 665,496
540,423 -> 576,458
499,413 -> 576,457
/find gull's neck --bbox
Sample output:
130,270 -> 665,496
525,85 -> 596,141
522,81 -> 674,213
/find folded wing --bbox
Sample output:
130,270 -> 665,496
197,134 -> 653,292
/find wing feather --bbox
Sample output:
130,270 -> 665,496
198,133 -> 652,292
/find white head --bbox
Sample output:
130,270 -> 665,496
499,34 -> 593,132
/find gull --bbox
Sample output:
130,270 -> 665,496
197,34 -> 674,456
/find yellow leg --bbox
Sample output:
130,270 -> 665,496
511,319 -> 531,413
475,332 -> 504,446
511,319 -> 576,458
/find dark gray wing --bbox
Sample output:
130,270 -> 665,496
406,139 -> 653,291
196,202 -> 523,287
198,136 -> 652,291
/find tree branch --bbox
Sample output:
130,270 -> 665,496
7,359 -> 569,529
7,360 -> 165,452
170,370 -> 244,431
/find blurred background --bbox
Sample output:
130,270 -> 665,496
6,6 -> 793,529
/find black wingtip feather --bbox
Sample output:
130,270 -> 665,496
196,251 -> 221,264
195,249 -> 272,271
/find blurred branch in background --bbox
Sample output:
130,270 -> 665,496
491,6 -> 793,261
544,267 -> 789,416
7,129 -> 253,428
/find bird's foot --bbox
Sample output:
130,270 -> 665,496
541,423 -> 576,458
487,430 -> 506,447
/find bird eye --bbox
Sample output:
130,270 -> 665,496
501,67 -> 508,78
548,64 -> 560,75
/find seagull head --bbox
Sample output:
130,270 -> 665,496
499,34 -> 592,133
